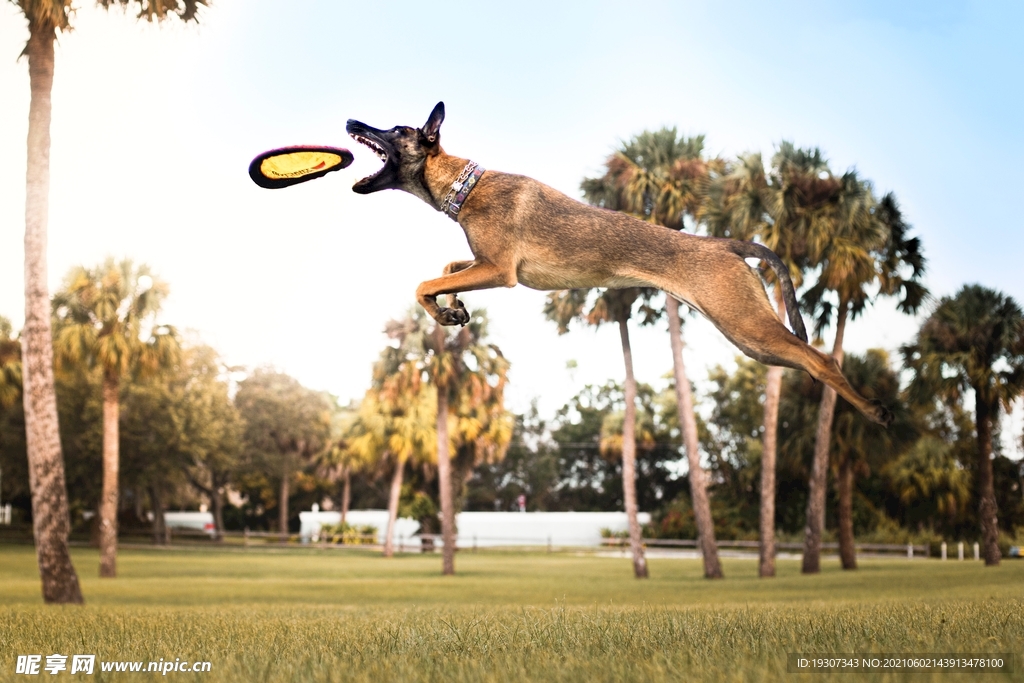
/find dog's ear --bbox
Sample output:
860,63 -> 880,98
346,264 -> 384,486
421,101 -> 445,144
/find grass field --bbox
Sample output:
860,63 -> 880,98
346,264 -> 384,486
1,545 -> 1022,682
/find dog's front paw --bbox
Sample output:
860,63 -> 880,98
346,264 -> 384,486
437,306 -> 470,327
868,399 -> 894,428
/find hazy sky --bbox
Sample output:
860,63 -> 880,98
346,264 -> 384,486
1,1 -> 1022,452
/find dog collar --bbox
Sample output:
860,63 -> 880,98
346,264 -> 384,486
439,161 -> 485,220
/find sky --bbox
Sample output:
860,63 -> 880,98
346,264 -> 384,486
1,0 -> 1022,454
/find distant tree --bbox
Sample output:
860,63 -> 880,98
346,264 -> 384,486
883,435 -> 972,534
705,144 -> 833,577
547,382 -> 686,515
53,259 -> 178,577
235,369 -> 332,542
903,285 -> 1024,565
53,367 -> 104,534
0,318 -> 27,517
546,288 -> 656,579
322,402 -> 367,526
464,404 -> 559,512
828,350 -> 911,569
547,383 -> 623,512
575,128 -> 724,578
118,369 -> 190,544
592,128 -> 725,579
348,384 -> 435,558
800,183 -> 927,574
14,0 -> 207,606
444,326 -> 514,512
377,307 -> 511,573
992,454 -> 1024,533
0,317 -> 21,411
171,345 -> 243,541
701,358 -> 768,538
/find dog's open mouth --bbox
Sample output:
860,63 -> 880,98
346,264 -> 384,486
349,132 -> 389,186
352,134 -> 387,162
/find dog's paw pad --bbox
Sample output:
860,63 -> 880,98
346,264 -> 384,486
437,307 -> 470,326
869,399 -> 894,428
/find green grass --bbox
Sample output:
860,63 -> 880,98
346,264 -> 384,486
1,545 -> 1022,682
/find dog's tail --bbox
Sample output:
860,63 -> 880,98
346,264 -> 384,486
729,241 -> 808,343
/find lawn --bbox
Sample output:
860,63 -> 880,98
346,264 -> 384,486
1,545 -> 1021,682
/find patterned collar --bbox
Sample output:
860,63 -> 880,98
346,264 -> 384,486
439,161 -> 486,221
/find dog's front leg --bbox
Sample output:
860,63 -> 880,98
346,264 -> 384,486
416,260 -> 517,326
441,260 -> 476,314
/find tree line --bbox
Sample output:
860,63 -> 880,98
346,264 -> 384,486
528,128 -> 1022,579
0,259 -> 515,581
2,244 -> 1021,595
8,0 -> 1023,605
3,161 -> 1022,597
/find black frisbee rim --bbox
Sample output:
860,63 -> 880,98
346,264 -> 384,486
248,145 -> 354,189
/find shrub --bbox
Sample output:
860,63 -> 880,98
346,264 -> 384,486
322,522 -> 378,545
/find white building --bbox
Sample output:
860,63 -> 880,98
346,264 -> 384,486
163,511 -> 216,536
298,509 -> 650,548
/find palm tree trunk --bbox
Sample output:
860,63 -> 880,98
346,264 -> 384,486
278,452 -> 290,543
431,324 -> 459,574
210,483 -> 224,543
759,288 -> 787,578
149,482 -> 167,545
837,456 -> 857,570
802,298 -> 849,574
20,22 -> 83,604
98,373 -> 120,578
760,365 -> 783,577
383,457 -> 404,557
666,298 -> 720,578
340,466 -> 351,526
975,398 -> 1001,566
618,317 -> 649,579
436,380 -> 456,575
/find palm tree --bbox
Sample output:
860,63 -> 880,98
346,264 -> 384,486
589,128 -> 724,578
0,317 -> 21,411
446,321 -> 514,514
52,259 -> 178,577
902,285 -> 1024,566
14,0 -> 206,605
0,317 -> 22,519
377,308 -> 511,573
323,403 -> 366,526
705,144 -> 836,577
348,386 -> 435,558
883,435 -> 972,534
358,322 -> 443,559
800,187 -> 927,573
430,314 -> 511,574
546,287 -> 656,579
829,350 -> 906,569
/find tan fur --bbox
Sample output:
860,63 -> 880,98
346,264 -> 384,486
346,105 -> 892,426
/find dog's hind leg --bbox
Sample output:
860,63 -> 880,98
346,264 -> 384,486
695,291 -> 892,426
653,252 -> 891,426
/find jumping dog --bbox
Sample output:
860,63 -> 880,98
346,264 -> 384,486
346,102 -> 892,426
